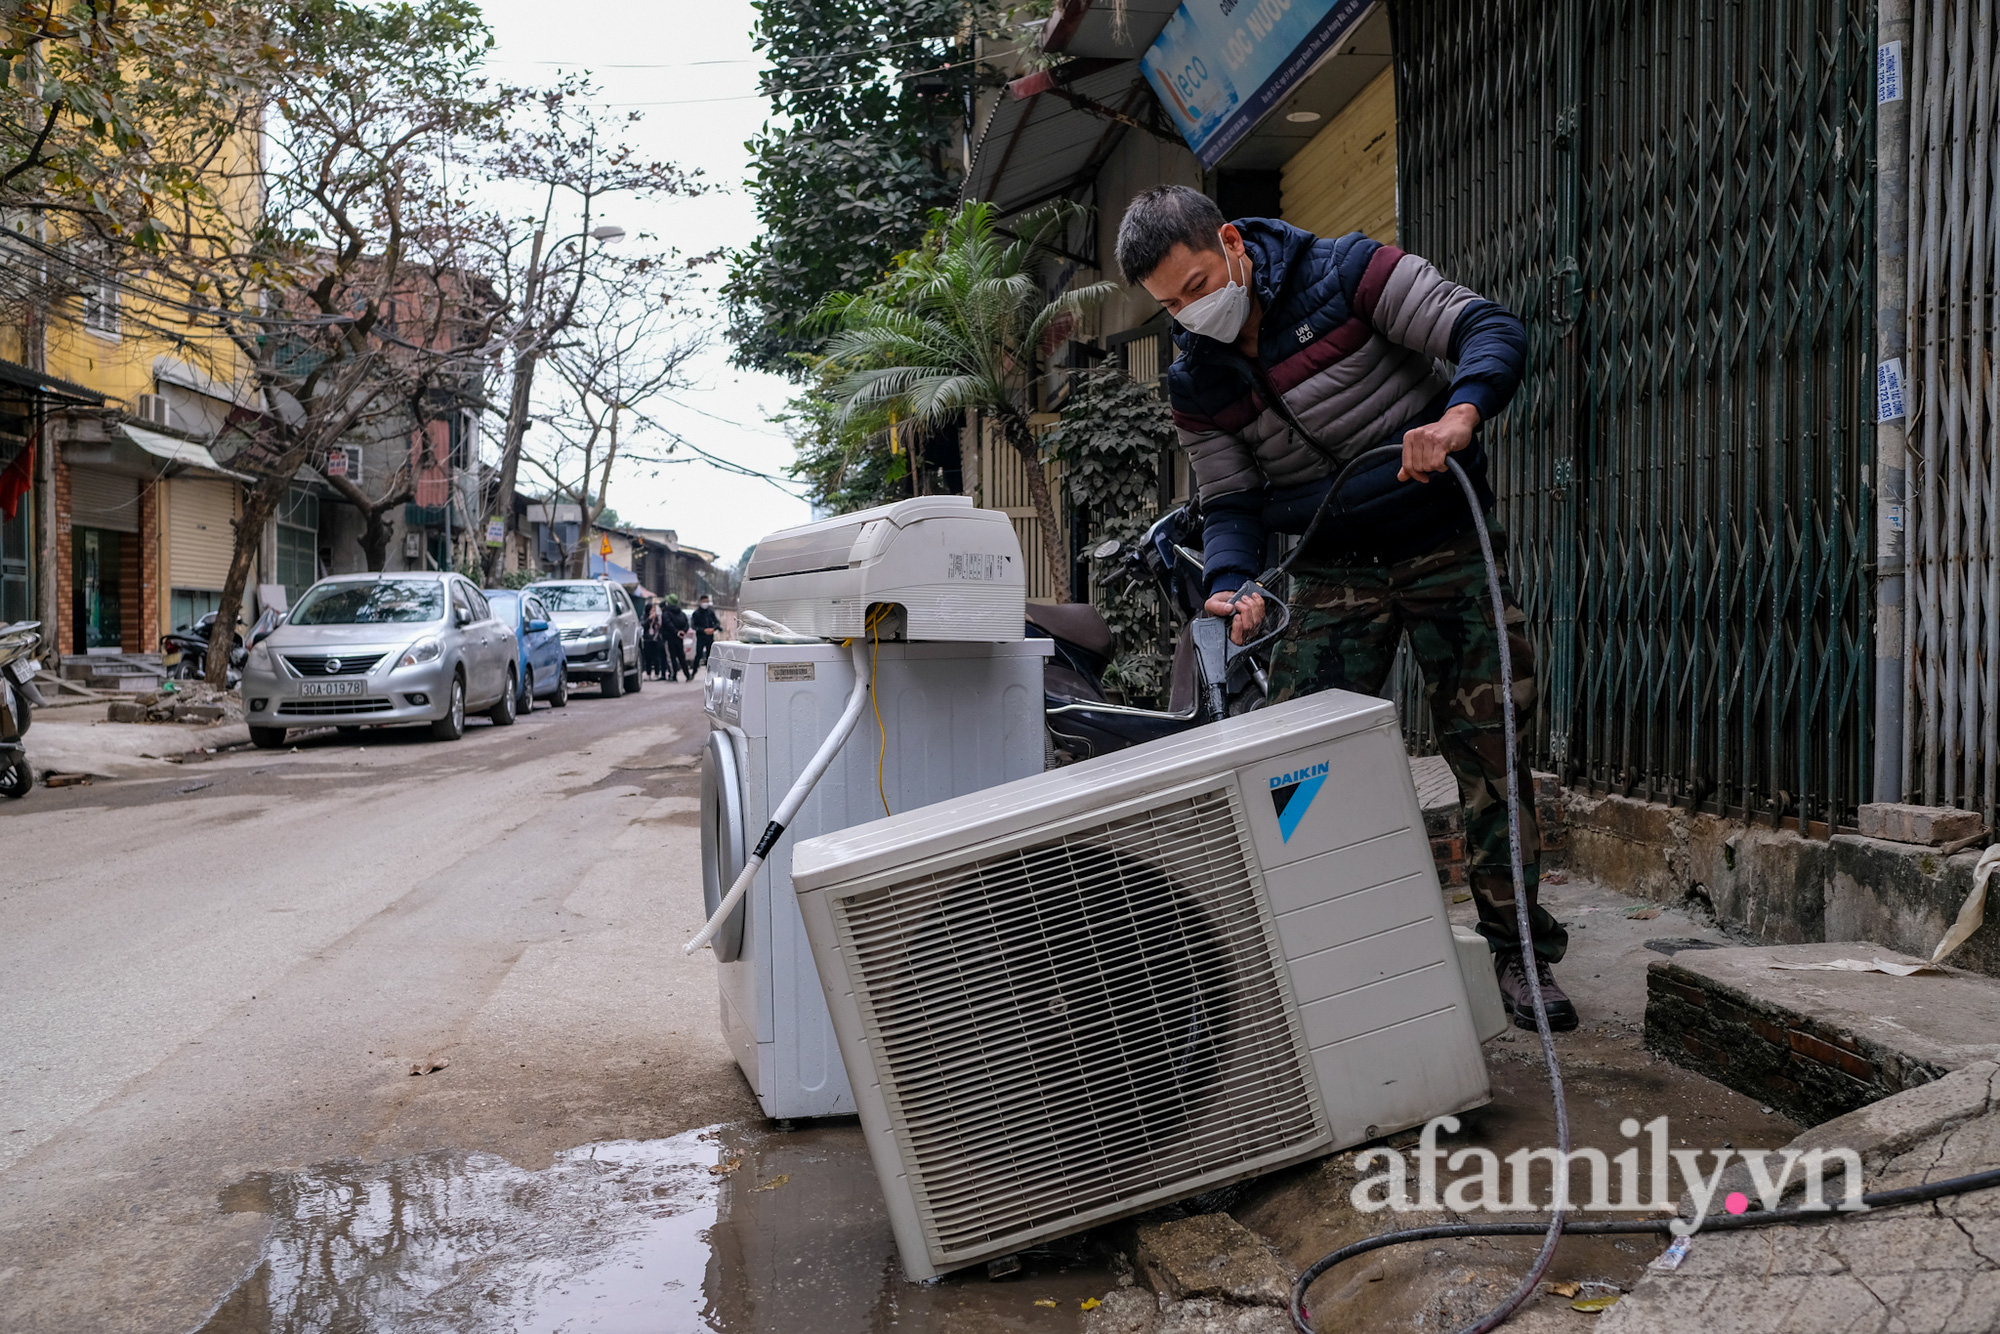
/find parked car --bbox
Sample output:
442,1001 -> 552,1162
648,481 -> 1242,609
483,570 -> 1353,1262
483,588 -> 569,714
527,578 -> 642,697
240,572 -> 519,748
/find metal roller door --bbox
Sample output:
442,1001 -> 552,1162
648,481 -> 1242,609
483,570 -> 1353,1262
69,467 -> 140,533
1394,0 -> 1878,832
168,477 -> 236,592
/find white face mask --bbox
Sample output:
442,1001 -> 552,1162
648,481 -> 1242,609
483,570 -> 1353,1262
1173,233 -> 1251,343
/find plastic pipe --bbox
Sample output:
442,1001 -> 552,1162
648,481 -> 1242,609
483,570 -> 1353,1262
684,637 -> 874,954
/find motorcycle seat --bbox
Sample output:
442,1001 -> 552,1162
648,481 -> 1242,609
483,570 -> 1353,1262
1024,602 -> 1114,658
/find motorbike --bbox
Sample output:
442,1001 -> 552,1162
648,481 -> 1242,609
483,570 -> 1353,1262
161,611 -> 247,689
0,620 -> 48,798
1033,506 -> 1283,763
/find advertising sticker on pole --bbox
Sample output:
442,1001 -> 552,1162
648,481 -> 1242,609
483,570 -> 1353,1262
1142,0 -> 1374,169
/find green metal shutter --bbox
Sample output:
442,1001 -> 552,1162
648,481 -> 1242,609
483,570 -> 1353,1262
1394,0 -> 1878,831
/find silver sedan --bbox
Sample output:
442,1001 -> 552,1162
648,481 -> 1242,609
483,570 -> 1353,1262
526,579 -> 643,698
241,573 -> 519,748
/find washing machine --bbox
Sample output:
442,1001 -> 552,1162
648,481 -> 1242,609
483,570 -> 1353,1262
701,637 -> 1051,1119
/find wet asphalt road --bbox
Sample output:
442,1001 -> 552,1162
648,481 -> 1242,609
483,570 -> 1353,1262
0,677 -> 776,1332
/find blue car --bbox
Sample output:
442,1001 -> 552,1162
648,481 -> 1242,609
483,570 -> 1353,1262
485,588 -> 569,713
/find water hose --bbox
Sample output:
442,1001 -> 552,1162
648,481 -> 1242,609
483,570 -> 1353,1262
1273,445 -> 2000,1331
685,636 -> 874,955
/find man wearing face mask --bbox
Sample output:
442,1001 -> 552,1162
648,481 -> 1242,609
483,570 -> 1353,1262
1114,184 -> 1573,1030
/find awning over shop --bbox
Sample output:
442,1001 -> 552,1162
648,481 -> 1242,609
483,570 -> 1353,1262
963,0 -> 1181,216
122,424 -> 252,481
588,553 -> 640,587
966,0 -> 1394,214
0,356 -> 105,405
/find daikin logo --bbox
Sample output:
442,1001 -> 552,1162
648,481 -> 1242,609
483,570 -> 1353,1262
1268,760 -> 1330,842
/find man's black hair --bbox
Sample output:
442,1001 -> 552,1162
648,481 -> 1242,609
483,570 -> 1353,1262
1115,185 -> 1227,286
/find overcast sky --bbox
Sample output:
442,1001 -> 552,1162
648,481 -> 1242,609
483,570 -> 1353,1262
476,0 -> 813,567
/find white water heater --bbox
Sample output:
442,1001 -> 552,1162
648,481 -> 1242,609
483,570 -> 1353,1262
737,496 -> 1023,643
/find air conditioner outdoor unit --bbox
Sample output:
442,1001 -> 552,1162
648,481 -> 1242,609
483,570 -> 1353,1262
739,495 -> 1023,642
792,688 -> 1503,1280
134,393 -> 174,430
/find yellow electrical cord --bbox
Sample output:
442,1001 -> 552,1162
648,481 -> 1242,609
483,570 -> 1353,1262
868,607 -> 891,817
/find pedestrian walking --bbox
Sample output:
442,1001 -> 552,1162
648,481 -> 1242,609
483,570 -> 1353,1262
691,595 -> 720,674
640,602 -> 664,680
1115,184 -> 1572,1030
663,595 -> 692,682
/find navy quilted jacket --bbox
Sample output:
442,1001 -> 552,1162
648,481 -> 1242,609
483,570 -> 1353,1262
1164,219 -> 1527,591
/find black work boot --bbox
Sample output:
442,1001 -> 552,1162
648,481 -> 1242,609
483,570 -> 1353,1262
1495,951 -> 1578,1032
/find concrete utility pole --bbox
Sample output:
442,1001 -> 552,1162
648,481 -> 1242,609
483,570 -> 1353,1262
1874,0 -> 1911,803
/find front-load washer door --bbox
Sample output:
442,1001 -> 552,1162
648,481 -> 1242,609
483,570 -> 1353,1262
701,729 -> 749,962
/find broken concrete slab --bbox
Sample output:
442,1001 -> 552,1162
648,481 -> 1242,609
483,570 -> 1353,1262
1857,801 -> 1986,847
1646,942 -> 2000,1125
1135,1214 -> 1291,1307
1598,1062 -> 2000,1334
1560,789 -> 2000,980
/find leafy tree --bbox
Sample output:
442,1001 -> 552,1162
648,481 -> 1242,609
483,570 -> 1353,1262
1043,367 -> 1173,701
817,201 -> 1111,594
0,0 -> 280,236
723,0 -> 994,378
777,367 -> 910,514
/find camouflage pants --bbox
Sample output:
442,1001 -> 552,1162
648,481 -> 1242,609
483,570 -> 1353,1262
1266,529 -> 1568,962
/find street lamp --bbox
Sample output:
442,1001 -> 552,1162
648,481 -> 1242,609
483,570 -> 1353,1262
589,225 -> 627,243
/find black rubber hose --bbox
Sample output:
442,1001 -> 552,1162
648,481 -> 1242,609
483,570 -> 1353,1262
1215,439 -> 1571,1333
1289,1166 -> 2000,1330
1284,448 -> 2000,1331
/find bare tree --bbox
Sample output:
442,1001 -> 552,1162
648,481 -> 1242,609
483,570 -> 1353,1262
477,80 -> 701,579
521,258 -> 703,576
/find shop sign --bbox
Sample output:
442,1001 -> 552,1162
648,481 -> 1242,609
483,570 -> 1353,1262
1142,0 -> 1372,167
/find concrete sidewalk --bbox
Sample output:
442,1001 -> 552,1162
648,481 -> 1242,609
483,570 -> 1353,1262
1602,1061 -> 2000,1333
23,706 -> 250,779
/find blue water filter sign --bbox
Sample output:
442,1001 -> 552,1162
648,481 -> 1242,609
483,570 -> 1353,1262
1142,0 -> 1374,169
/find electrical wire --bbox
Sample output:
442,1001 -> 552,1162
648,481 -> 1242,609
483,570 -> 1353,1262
486,34 -> 950,71
605,51 -> 992,107
870,607 -> 891,818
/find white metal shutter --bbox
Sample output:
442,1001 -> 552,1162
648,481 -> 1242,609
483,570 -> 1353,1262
69,467 -> 140,533
168,477 -> 236,590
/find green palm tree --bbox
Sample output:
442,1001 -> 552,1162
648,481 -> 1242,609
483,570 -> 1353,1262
818,201 -> 1115,599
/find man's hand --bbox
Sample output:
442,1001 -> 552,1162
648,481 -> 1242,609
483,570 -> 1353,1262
1204,589 -> 1266,646
1398,403 -> 1481,483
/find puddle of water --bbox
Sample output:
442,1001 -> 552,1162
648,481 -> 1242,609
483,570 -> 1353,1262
194,1122 -> 1115,1334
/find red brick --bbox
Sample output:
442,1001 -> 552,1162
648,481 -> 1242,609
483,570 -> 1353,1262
1750,1017 -> 1790,1047
1657,979 -> 1711,1008
1788,1029 -> 1875,1080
